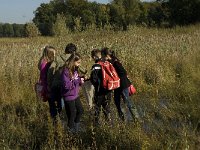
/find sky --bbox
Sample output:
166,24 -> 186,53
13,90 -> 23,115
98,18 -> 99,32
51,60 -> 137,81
0,0 -> 152,24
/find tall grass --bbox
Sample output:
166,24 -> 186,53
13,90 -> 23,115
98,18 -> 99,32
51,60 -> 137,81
0,25 -> 200,149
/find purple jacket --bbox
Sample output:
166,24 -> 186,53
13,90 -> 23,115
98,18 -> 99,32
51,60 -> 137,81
39,59 -> 50,93
61,68 -> 82,101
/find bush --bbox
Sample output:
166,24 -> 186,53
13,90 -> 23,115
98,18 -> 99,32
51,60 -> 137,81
24,23 -> 40,37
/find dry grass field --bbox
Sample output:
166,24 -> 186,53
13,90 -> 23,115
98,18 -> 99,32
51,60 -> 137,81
0,25 -> 199,149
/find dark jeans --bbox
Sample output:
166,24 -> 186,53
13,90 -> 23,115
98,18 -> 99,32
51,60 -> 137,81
64,97 -> 84,129
94,92 -> 111,124
114,87 -> 139,121
48,87 -> 62,119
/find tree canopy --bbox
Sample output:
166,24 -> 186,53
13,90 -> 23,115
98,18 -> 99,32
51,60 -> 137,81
1,0 -> 200,37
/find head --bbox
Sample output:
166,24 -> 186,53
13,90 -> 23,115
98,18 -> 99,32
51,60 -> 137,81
91,49 -> 101,62
101,47 -> 116,61
42,46 -> 56,62
65,43 -> 77,54
66,53 -> 81,77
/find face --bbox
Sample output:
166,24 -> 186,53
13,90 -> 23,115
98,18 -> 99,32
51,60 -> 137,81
74,59 -> 81,67
47,50 -> 55,61
97,53 -> 101,59
92,52 -> 101,61
104,54 -> 111,60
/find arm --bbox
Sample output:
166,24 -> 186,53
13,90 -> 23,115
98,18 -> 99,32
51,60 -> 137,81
38,58 -> 42,71
62,69 -> 81,90
39,60 -> 48,83
90,64 -> 101,87
40,61 -> 47,71
73,73 -> 82,85
113,61 -> 127,77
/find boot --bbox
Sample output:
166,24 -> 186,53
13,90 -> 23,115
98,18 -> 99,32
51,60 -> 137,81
75,123 -> 80,132
68,127 -> 76,134
75,122 -> 85,132
118,111 -> 125,122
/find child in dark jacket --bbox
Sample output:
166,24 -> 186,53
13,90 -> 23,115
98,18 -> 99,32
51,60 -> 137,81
101,47 -> 140,122
90,49 -> 111,126
61,53 -> 84,132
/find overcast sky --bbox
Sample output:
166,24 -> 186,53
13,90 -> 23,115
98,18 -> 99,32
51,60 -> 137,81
0,0 -> 152,24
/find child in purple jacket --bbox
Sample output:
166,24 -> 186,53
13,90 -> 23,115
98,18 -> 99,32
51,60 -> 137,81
61,53 -> 84,132
38,46 -> 56,102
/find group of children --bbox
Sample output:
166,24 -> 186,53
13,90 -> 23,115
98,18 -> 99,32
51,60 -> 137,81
37,43 -> 140,133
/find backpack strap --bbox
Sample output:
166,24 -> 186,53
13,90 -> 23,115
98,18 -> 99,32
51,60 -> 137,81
60,54 -> 66,62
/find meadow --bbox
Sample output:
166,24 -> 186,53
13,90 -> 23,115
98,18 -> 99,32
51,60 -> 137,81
0,25 -> 199,149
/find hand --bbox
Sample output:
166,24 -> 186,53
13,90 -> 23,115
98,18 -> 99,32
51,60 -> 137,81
72,73 -> 79,80
81,78 -> 85,84
84,75 -> 89,80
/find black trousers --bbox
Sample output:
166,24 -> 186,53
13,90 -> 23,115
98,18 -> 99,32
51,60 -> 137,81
64,97 -> 84,129
94,92 -> 111,124
48,87 -> 62,119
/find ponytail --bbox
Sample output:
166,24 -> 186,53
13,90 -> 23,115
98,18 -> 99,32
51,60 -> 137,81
101,47 -> 119,62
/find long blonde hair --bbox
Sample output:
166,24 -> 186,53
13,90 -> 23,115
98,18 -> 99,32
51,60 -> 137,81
65,53 -> 81,78
38,46 -> 56,69
42,46 -> 56,62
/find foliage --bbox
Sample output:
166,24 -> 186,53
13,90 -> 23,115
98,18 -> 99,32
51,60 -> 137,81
2,23 -> 14,37
0,23 -> 25,37
13,23 -> 25,37
31,0 -> 200,35
24,23 -> 41,37
52,14 -> 69,36
167,0 -> 200,25
1,0 -> 200,37
33,2 -> 56,36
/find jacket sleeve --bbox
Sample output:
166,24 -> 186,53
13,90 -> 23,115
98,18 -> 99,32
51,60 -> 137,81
90,64 -> 101,87
39,61 -> 47,83
113,61 -> 127,76
74,75 -> 82,85
62,69 -> 81,90
38,58 -> 42,71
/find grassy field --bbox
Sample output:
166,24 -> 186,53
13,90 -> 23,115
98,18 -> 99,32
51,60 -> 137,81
0,25 -> 200,149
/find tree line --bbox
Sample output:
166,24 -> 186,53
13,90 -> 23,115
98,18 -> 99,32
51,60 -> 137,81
0,23 -> 40,37
0,23 -> 25,37
1,0 -> 200,37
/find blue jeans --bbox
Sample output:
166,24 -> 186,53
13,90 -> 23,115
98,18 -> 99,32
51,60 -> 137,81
114,87 -> 139,121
